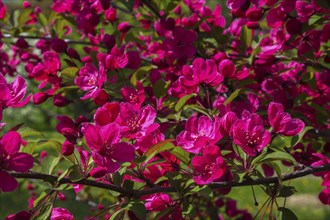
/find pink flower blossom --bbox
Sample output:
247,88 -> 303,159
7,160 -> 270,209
266,7 -> 286,28
311,153 -> 330,177
121,81 -> 145,110
227,0 -> 247,10
51,207 -> 73,220
145,193 -> 173,211
0,75 -> 30,120
105,47 -> 128,70
191,145 -> 226,184
231,111 -> 271,156
94,102 -> 120,126
74,62 -> 107,100
76,7 -> 99,34
116,103 -> 158,139
181,58 -> 224,88
5,211 -> 31,220
83,123 -> 135,173
268,102 -> 305,136
31,51 -> 61,82
219,111 -> 238,137
176,115 -> 222,154
0,131 -> 34,192
319,187 -> 330,205
0,0 -> 6,19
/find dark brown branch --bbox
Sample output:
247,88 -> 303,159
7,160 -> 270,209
10,164 -> 330,198
10,171 -> 133,196
1,34 -> 92,46
135,164 -> 330,197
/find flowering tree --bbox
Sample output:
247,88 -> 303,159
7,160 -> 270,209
0,0 -> 330,219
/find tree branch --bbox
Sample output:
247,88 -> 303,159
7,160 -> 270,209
10,171 -> 133,197
10,164 -> 330,198
1,34 -> 93,46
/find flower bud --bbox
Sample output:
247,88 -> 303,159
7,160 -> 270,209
61,140 -> 75,156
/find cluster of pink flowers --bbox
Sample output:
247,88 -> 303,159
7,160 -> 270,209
0,0 -> 329,219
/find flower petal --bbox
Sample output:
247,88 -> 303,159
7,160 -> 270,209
6,153 -> 34,172
111,142 -> 135,162
1,131 -> 21,155
0,171 -> 18,192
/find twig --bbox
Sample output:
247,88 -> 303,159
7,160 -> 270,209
1,34 -> 92,46
10,164 -> 330,198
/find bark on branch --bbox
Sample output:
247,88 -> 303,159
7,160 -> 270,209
10,164 -> 330,198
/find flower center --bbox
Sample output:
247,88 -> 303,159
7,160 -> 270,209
126,115 -> 140,132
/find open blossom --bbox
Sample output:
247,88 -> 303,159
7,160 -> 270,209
51,207 -> 74,220
268,102 -> 305,136
177,115 -> 222,154
0,131 -> 34,192
181,58 -> 224,88
74,62 -> 107,100
121,81 -> 145,110
231,111 -> 271,156
105,47 -> 128,70
116,103 -> 159,139
83,123 -> 135,173
31,51 -> 61,82
191,145 -> 226,184
0,75 -> 30,120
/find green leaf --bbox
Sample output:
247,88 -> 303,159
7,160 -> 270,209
38,140 -> 62,152
277,207 -> 298,220
127,201 -> 146,220
170,147 -> 190,165
20,128 -> 45,141
166,172 -> 184,191
57,169 -> 70,181
68,165 -> 85,182
109,209 -> 125,220
54,85 -> 79,95
224,89 -> 246,106
278,186 -> 297,198
154,207 -> 175,220
183,104 -> 210,117
17,8 -> 32,27
122,0 -> 135,12
175,93 -> 197,112
41,156 -> 60,175
60,67 -> 79,79
145,140 -> 175,162
267,161 -> 282,179
291,126 -> 313,147
308,14 -> 322,25
37,13 -> 48,27
123,180 -> 135,190
182,202 -> 196,217
33,191 -> 47,207
240,25 -> 252,48
190,185 -> 213,198
268,135 -> 292,151
130,66 -> 153,86
34,202 -> 53,220
153,79 -> 171,98
256,151 -> 296,165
